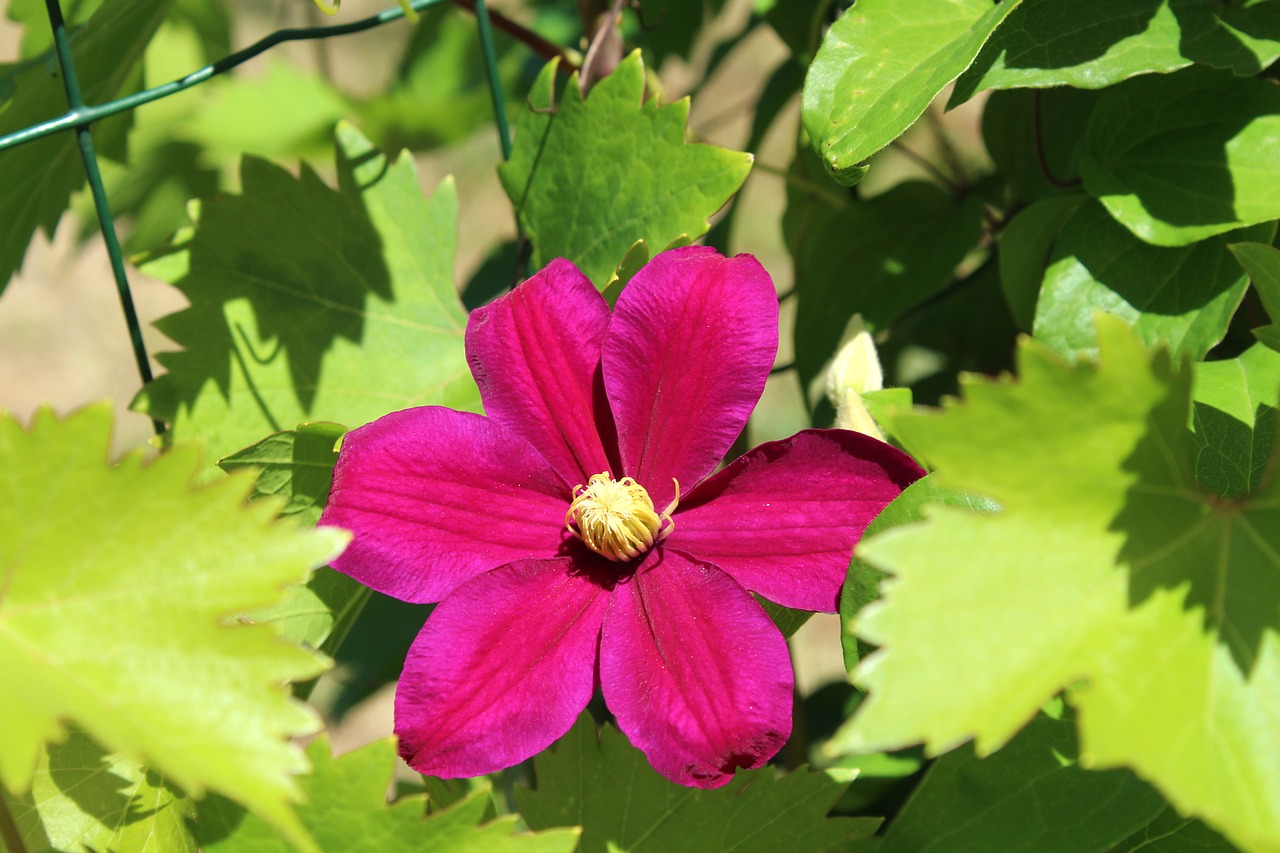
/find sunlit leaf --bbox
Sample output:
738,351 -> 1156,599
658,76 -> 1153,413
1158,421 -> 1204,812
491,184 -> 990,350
498,52 -> 751,288
0,404 -> 348,850
134,122 -> 479,460
801,0 -> 1021,184
842,316 -> 1280,851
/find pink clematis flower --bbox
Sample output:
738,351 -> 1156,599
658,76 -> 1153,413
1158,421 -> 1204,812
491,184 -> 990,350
318,247 -> 922,788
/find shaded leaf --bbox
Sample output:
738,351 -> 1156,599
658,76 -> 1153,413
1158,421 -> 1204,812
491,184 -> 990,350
196,737 -> 580,852
1033,201 -> 1273,361
0,0 -> 170,293
1230,241 -> 1280,350
1080,68 -> 1280,246
0,404 -> 348,850
997,194 -> 1087,331
498,53 -> 751,288
1190,344 -> 1280,499
981,88 -> 1096,204
784,159 -> 984,392
801,0 -> 1021,185
875,704 -> 1166,853
2,729 -> 195,853
952,0 -> 1280,105
1112,806 -> 1237,853
517,715 -> 878,853
134,122 -> 479,460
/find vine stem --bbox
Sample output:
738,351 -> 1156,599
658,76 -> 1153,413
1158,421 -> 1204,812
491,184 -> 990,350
0,791 -> 27,853
1032,90 -> 1084,189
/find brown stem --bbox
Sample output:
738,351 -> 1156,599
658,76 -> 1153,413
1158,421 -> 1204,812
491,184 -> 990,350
450,0 -> 580,70
1032,89 -> 1083,189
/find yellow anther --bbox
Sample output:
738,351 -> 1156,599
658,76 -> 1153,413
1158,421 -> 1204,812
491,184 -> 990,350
566,472 -> 679,562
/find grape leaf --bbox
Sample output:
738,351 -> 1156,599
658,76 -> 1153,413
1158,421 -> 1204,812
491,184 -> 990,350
216,423 -> 365,656
1113,806 -> 1237,853
1190,344 -> 1280,499
0,0 -> 169,293
784,164 -> 984,392
497,52 -> 751,288
951,0 -> 1280,106
874,704 -> 1165,853
195,737 -> 580,852
2,729 -> 195,853
133,122 -> 480,460
800,0 -> 1022,185
842,475 -> 998,668
1230,241 -> 1280,352
1032,201 -> 1273,361
1080,68 -> 1280,247
516,715 -> 879,853
840,315 -> 1280,851
0,404 -> 348,850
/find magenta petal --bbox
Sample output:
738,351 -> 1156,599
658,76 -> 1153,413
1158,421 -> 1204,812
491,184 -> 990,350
671,429 -> 923,613
466,258 -> 614,487
395,557 -> 609,777
319,407 -> 569,604
603,247 -> 779,507
600,548 -> 793,788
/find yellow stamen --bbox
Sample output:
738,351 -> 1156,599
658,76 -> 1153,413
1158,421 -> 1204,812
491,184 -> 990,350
566,472 -> 679,562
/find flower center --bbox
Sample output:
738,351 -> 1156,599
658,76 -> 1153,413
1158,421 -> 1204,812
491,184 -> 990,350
565,472 -> 679,562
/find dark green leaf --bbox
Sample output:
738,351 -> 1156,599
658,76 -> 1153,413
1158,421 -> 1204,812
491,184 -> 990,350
785,164 -> 984,392
952,0 -> 1280,105
1080,68 -> 1280,246
981,88 -> 1097,203
517,715 -> 878,853
1112,806 -> 1237,853
876,704 -> 1166,853
1190,343 -> 1280,499
1033,201 -> 1273,361
998,194 -> 1087,330
0,0 -> 171,293
196,737 -> 579,852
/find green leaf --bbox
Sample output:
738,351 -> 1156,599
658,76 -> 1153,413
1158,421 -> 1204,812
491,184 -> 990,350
134,122 -> 479,460
516,715 -> 879,853
1080,68 -> 1280,247
873,705 -> 1166,853
841,316 -> 1280,851
2,729 -> 196,853
951,0 -> 1280,106
498,53 -> 752,288
196,737 -> 580,852
997,194 -> 1087,331
1230,241 -> 1280,349
0,0 -> 171,293
180,59 -> 351,163
841,475 -> 998,669
981,88 -> 1097,203
1112,806 -> 1237,853
1190,344 -> 1280,499
216,423 -> 365,656
784,168 -> 984,392
800,0 -> 1022,185
1032,200 -> 1273,361
0,404 -> 349,850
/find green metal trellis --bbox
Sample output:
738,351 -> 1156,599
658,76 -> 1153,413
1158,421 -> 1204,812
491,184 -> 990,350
0,0 -> 515,436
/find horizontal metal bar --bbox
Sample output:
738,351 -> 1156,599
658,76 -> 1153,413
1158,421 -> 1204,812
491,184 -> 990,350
0,0 -> 451,153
